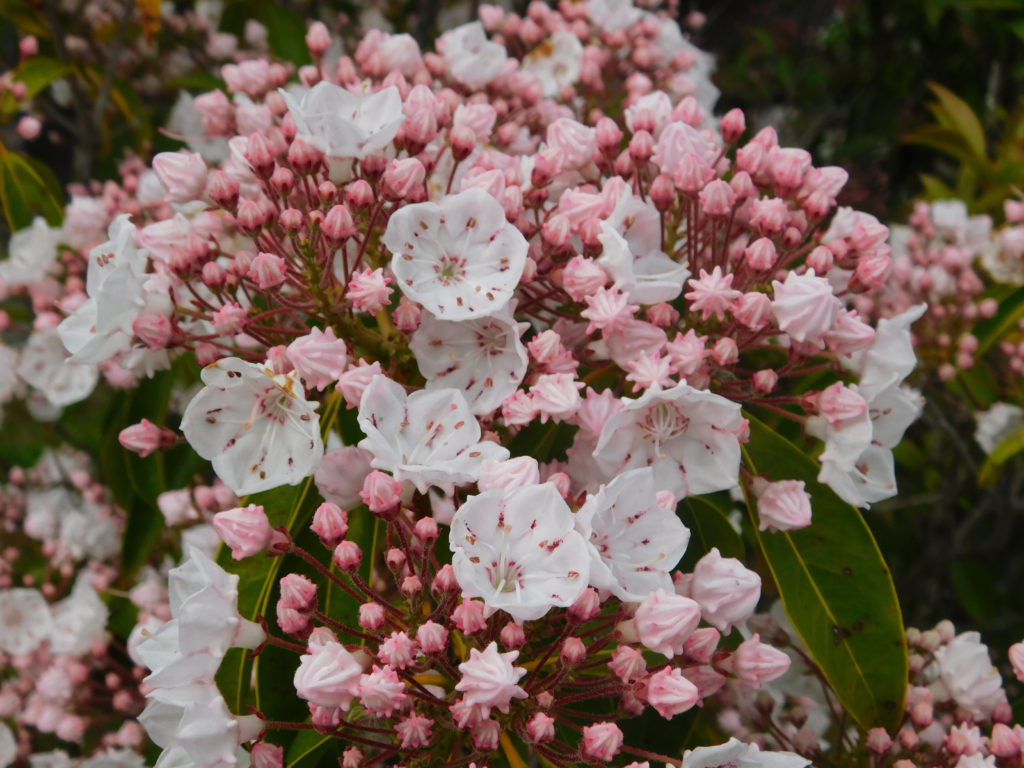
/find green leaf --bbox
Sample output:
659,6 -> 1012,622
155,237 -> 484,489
678,494 -> 744,571
903,125 -> 978,166
0,147 -> 65,229
0,57 -> 71,116
971,285 -> 1024,358
978,424 -> 1024,485
741,414 -> 907,732
284,731 -> 334,768
926,82 -> 988,160
259,3 -> 312,66
918,172 -> 956,200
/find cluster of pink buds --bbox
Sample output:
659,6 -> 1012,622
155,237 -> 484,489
0,449 -> 149,766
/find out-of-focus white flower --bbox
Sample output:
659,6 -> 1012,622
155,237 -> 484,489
49,574 -> 109,655
18,329 -> 99,407
281,82 -> 404,160
0,588 -> 53,655
522,31 -> 583,97
935,631 -> 1007,722
974,402 -> 1024,455
0,217 -> 58,287
682,737 -> 810,768
437,22 -> 507,90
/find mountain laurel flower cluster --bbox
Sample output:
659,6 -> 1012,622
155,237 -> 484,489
1,0 -> 979,766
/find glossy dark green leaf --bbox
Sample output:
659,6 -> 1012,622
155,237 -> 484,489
741,414 -> 907,732
0,148 -> 65,229
284,731 -> 334,768
678,494 -> 744,571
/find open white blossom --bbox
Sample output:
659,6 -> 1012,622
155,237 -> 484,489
594,382 -> 744,498
50,574 -> 109,655
180,357 -> 324,496
437,22 -> 508,90
682,738 -> 810,768
18,328 -> 99,407
0,588 -> 53,655
281,82 -> 404,159
974,402 -> 1024,455
357,374 -> 508,493
450,484 -> 590,622
575,468 -> 689,601
522,31 -> 584,97
384,188 -> 528,320
58,214 -> 151,365
587,0 -> 643,32
934,631 -> 1007,722
597,219 -> 689,305
409,303 -> 528,414
0,216 -> 58,287
0,723 -> 15,768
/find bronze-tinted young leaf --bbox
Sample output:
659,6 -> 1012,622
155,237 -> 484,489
741,414 -> 908,732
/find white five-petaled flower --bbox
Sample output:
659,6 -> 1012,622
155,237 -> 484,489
522,31 -> 584,97
357,374 -> 508,493
17,328 -> 99,407
449,484 -> 590,622
0,588 -> 53,655
575,467 -> 690,601
383,188 -> 528,320
437,22 -> 508,90
180,357 -> 324,496
682,737 -> 810,768
597,219 -> 689,305
281,82 -> 405,159
58,214 -> 151,365
594,382 -> 744,498
409,302 -> 529,414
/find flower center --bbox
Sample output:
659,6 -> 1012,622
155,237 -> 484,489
435,254 -> 468,286
636,402 -> 690,456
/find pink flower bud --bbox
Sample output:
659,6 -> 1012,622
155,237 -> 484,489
754,479 -> 812,532
628,130 -> 654,163
288,327 -> 348,391
699,179 -> 736,217
248,252 -> 287,289
252,743 -> 284,768
452,600 -> 487,635
733,292 -> 772,331
582,722 -> 623,761
817,381 -> 868,426
674,627 -> 716,667
17,116 -> 41,141
333,541 -> 363,571
596,117 -> 623,154
721,108 -> 746,143
294,640 -> 363,710
526,712 -> 555,743
311,502 -> 348,547
562,255 -> 607,301
866,728 -> 892,754
432,564 -> 459,593
634,590 -> 702,658
378,632 -> 417,669
560,637 -> 586,665
1010,642 -> 1024,682
19,36 -> 38,58
499,622 -> 526,649
477,457 -> 541,493
305,21 -> 332,57
384,158 -> 426,200
209,171 -> 240,210
360,471 -> 403,514
646,667 -> 699,719
341,748 -> 363,768
323,205 -> 356,241
690,548 -> 761,633
280,574 -> 317,611
744,238 -> 778,271
609,646 -> 647,682
649,173 -> 676,212
346,267 -> 393,313
152,151 -> 208,204
990,723 -> 1021,758
726,634 -> 791,687
472,720 -> 501,751
854,253 -> 894,289
212,504 -> 275,560
358,602 -> 386,631
416,621 -> 448,653
711,337 -> 739,366
118,419 -> 177,458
